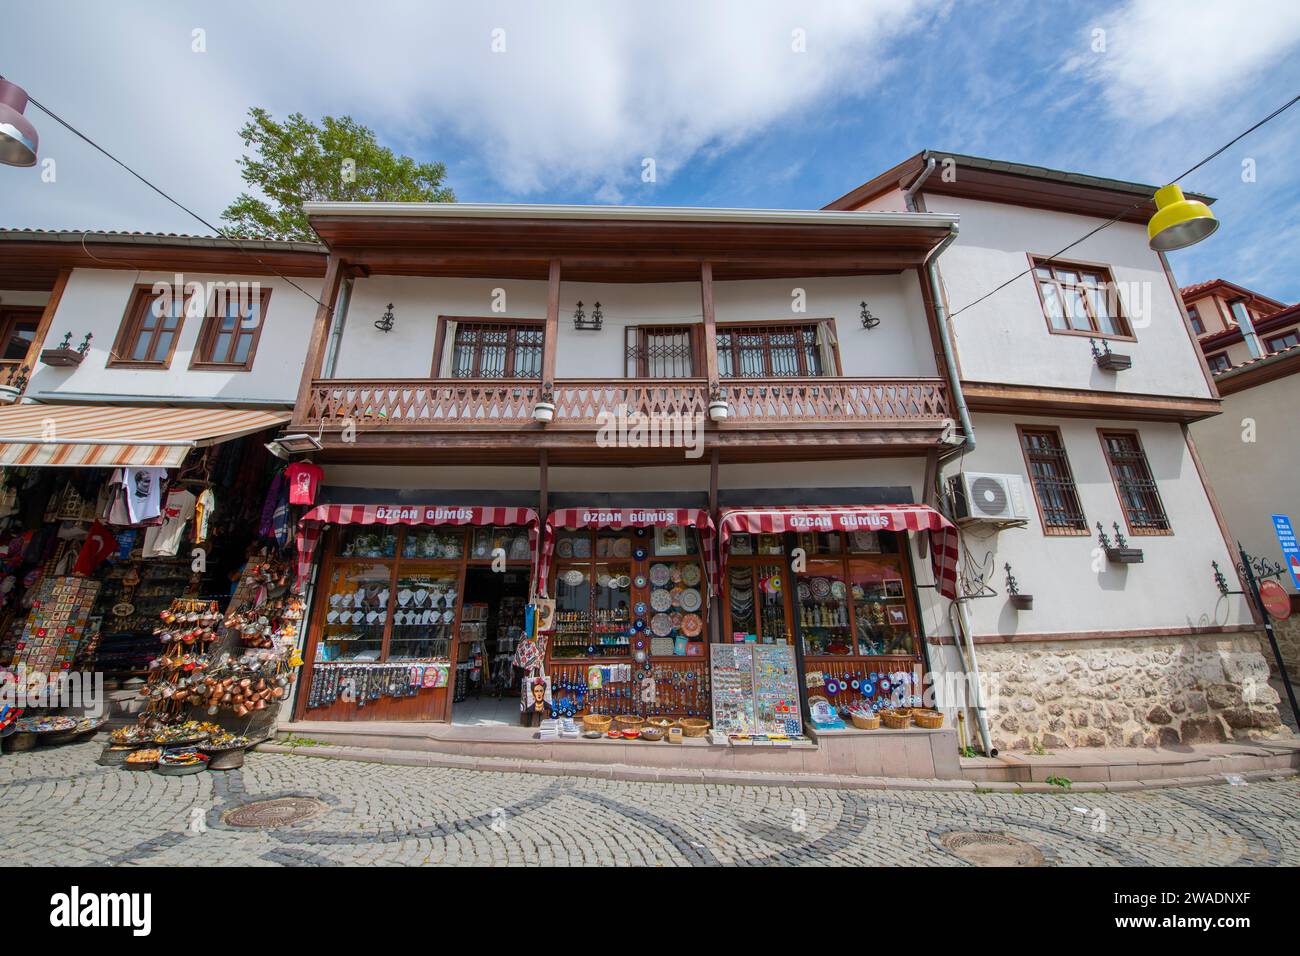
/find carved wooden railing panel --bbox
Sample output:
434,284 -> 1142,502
721,378 -> 949,425
300,377 -> 949,429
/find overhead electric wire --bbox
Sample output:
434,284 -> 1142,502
22,90 -> 330,311
946,94 -> 1300,320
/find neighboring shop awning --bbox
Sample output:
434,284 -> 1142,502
295,504 -> 541,593
538,507 -> 718,598
718,505 -> 960,600
0,404 -> 290,468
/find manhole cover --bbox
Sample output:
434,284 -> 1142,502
939,831 -> 1045,866
223,797 -> 328,829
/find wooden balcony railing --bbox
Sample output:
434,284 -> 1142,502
298,376 -> 950,431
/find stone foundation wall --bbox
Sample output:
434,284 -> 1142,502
977,633 -> 1291,751
1269,614 -> 1299,681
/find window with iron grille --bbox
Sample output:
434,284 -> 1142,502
445,320 -> 543,378
1100,431 -> 1171,534
1032,259 -> 1132,338
624,325 -> 700,377
1019,427 -> 1088,534
716,321 -> 835,378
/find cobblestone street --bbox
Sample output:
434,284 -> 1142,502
2,741 -> 1297,866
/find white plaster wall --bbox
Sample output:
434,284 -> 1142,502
923,195 -> 1213,399
27,268 -> 321,404
335,273 -> 938,380
0,289 -> 51,308
945,413 -> 1254,637
1191,373 -> 1300,594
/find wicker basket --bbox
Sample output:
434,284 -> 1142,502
614,714 -> 644,732
582,714 -> 613,734
639,727 -> 665,742
850,712 -> 881,730
645,717 -> 675,732
880,709 -> 912,730
678,717 -> 709,738
911,710 -> 945,729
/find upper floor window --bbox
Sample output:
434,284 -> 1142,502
624,325 -> 700,378
1099,430 -> 1170,534
1018,426 -> 1088,535
0,308 -> 39,366
1265,330 -> 1300,353
716,320 -> 838,378
1206,352 -> 1232,373
109,285 -> 188,368
191,287 -> 271,370
1187,305 -> 1205,335
1032,259 -> 1132,338
437,318 -> 543,379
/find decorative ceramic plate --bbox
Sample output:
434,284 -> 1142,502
830,581 -> 847,600
650,613 -> 674,637
811,577 -> 832,600
679,588 -> 702,612
563,569 -> 585,587
680,564 -> 701,586
612,539 -> 631,557
557,539 -> 574,558
649,563 -> 672,587
596,573 -> 611,588
572,537 -> 591,558
681,613 -> 703,637
615,575 -> 631,589
796,581 -> 811,602
649,589 -> 672,612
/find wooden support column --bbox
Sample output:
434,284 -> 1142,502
540,259 -> 562,390
700,261 -> 719,389
293,255 -> 346,423
19,268 -> 71,386
538,449 -> 549,517
918,450 -> 938,559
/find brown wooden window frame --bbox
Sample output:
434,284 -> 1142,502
189,286 -> 272,371
1028,255 -> 1134,341
623,324 -> 704,378
1098,429 -> 1171,536
107,283 -> 191,369
1206,351 -> 1232,373
432,316 -> 544,380
1265,329 -> 1300,353
715,318 -> 842,379
0,307 -> 41,366
1017,424 -> 1089,536
1186,304 -> 1205,335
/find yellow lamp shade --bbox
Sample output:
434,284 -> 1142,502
1148,184 -> 1218,251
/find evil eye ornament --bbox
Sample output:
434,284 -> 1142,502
850,679 -> 860,690
634,619 -> 646,631
825,681 -> 839,695
634,576 -> 648,589
634,548 -> 647,560
635,602 -> 647,615
861,682 -> 874,696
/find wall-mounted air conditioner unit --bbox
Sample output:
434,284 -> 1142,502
947,472 -> 1030,524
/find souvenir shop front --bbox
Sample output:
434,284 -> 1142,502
292,505 -> 541,722
535,507 -> 718,723
0,404 -> 304,745
716,505 -> 958,729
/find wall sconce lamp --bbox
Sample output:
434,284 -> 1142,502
374,303 -> 395,333
707,383 -> 730,422
859,301 -> 880,330
573,300 -> 603,331
533,386 -> 557,424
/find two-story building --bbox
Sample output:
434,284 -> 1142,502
822,151 -> 1281,749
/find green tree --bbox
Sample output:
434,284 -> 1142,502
221,108 -> 455,242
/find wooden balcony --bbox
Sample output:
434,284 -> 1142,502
294,376 -> 951,463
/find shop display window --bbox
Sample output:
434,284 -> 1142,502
796,561 -> 853,655
724,562 -> 789,644
390,572 -> 457,659
547,525 -> 705,661
319,561 -> 390,662
338,527 -> 398,559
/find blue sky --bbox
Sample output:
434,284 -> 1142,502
4,0 -> 1299,300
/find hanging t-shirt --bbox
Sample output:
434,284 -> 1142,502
118,467 -> 167,524
285,462 -> 323,506
73,521 -> 118,576
193,488 -> 216,543
142,488 -> 196,558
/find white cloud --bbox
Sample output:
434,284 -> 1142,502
0,0 -> 941,232
1065,0 -> 1300,122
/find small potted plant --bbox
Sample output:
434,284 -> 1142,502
532,386 -> 557,424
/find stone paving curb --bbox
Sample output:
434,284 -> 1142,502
254,743 -> 1296,793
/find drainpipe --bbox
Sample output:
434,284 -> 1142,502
920,216 -> 995,756
322,274 -> 354,378
903,156 -> 936,212
1230,302 -> 1265,360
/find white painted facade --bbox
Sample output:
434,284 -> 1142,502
25,268 -> 323,406
924,195 -> 1213,398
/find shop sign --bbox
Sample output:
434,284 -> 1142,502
1259,580 -> 1292,621
1271,514 -> 1300,589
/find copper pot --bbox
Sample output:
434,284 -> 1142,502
234,704 -> 248,717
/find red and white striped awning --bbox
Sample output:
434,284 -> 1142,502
538,507 -> 718,598
295,504 -> 541,593
718,505 -> 960,600
0,404 -> 289,468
